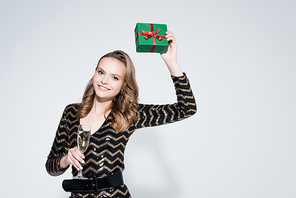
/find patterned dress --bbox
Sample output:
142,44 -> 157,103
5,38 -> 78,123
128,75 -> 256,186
46,74 -> 197,198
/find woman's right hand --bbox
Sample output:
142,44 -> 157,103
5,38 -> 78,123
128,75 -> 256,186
60,147 -> 85,171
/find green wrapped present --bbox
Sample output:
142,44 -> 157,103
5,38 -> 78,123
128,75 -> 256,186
135,23 -> 168,53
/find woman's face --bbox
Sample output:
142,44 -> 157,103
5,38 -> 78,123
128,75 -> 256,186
93,57 -> 126,102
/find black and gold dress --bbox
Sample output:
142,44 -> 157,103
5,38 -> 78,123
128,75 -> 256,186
46,74 -> 197,198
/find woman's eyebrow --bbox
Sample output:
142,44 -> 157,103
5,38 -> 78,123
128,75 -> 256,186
112,73 -> 122,78
97,66 -> 104,72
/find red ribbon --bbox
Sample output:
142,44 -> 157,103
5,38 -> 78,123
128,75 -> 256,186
136,24 -> 167,52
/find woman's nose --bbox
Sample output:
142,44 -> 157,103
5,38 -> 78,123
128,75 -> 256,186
101,76 -> 108,84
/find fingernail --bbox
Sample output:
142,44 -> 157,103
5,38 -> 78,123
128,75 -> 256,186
82,160 -> 85,164
80,166 -> 83,170
82,155 -> 85,159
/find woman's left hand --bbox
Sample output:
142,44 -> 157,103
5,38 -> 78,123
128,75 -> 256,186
161,31 -> 183,76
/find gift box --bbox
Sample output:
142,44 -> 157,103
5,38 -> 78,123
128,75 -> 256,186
134,23 -> 168,53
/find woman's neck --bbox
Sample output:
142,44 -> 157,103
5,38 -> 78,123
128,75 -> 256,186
92,96 -> 113,116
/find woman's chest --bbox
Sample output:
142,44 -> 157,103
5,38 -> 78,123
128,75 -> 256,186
67,119 -> 132,155
70,124 -> 132,176
80,111 -> 110,135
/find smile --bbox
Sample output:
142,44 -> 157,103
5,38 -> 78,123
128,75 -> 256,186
98,85 -> 110,91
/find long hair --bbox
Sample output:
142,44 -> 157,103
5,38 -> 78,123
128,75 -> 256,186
76,50 -> 139,132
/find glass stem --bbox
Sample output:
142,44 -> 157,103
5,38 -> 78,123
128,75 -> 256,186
77,170 -> 82,179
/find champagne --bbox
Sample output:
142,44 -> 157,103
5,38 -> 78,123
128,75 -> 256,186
77,130 -> 90,153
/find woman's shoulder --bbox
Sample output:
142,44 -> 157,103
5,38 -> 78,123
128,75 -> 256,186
63,103 -> 80,114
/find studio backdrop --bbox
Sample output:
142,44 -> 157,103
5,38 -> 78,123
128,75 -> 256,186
0,1 -> 295,198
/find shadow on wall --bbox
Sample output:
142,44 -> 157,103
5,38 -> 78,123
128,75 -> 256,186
125,128 -> 180,198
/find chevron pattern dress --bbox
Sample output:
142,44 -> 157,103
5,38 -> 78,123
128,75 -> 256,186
46,74 -> 197,198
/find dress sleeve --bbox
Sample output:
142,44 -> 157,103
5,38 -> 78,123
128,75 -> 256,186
134,73 -> 197,128
45,106 -> 70,176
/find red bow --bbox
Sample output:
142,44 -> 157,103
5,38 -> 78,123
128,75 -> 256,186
136,24 -> 166,52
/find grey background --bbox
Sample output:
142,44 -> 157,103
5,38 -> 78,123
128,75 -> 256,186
1,0 -> 295,198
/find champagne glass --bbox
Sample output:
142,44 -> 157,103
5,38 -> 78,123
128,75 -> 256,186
75,124 -> 91,179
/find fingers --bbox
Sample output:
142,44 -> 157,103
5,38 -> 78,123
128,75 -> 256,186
165,31 -> 175,43
71,147 -> 85,161
161,30 -> 177,58
165,30 -> 177,52
67,147 -> 85,171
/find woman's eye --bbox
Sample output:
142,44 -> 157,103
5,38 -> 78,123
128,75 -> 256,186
113,76 -> 119,81
98,70 -> 103,74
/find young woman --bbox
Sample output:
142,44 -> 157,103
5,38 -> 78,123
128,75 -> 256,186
46,31 -> 197,198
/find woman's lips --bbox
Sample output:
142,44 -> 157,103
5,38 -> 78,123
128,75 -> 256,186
98,84 -> 110,91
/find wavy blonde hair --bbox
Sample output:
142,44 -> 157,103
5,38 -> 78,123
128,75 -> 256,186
76,50 -> 139,132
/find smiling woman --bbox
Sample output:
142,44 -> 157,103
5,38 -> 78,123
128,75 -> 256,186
77,50 -> 139,133
94,58 -> 126,100
45,32 -> 197,198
